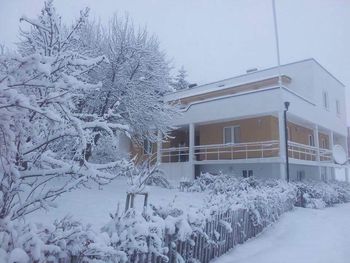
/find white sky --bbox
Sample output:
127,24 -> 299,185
1,0 -> 350,122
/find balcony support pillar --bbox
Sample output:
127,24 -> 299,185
189,123 -> 195,179
345,168 -> 349,183
314,125 -> 322,180
329,131 -> 334,151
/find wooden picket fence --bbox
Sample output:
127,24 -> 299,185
61,197 -> 294,263
128,197 -> 295,263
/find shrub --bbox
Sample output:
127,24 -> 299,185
294,180 -> 350,209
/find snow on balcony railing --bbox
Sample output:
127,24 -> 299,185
193,140 -> 280,161
288,141 -> 318,161
319,148 -> 333,162
287,141 -> 333,162
159,141 -> 334,163
161,146 -> 189,163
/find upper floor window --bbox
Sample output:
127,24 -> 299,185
321,138 -> 328,149
308,134 -> 315,147
322,91 -> 329,109
297,170 -> 305,181
336,100 -> 341,115
224,126 -> 241,144
143,139 -> 153,154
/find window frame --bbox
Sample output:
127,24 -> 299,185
223,125 -> 240,144
336,99 -> 341,115
321,138 -> 327,149
308,134 -> 315,147
322,91 -> 329,110
243,169 -> 253,178
143,139 -> 153,154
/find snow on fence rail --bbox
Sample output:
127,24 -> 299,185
126,198 -> 294,263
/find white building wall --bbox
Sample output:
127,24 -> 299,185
158,162 -> 193,186
171,88 -> 282,126
197,163 -> 281,181
198,163 -> 327,182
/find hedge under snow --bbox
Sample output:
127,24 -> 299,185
1,174 -> 350,262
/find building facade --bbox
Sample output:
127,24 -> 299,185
141,59 -> 349,184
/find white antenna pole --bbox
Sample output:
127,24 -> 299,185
272,0 -> 282,87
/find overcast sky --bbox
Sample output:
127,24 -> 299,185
1,0 -> 349,121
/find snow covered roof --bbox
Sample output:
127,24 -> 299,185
165,58 -> 345,102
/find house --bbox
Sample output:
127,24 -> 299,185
136,59 -> 349,184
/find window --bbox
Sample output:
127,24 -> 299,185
297,171 -> 305,181
323,91 -> 329,109
321,138 -> 328,149
243,170 -> 253,178
308,134 -> 315,146
336,100 -> 341,115
143,139 -> 153,154
223,126 -> 240,144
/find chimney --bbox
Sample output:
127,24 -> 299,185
246,68 -> 258,74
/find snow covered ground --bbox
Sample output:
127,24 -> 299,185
215,203 -> 350,263
26,177 -> 205,230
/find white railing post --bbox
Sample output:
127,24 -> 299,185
314,125 -> 320,164
329,130 -> 334,154
189,123 -> 195,162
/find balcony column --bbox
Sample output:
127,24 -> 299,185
156,130 -> 162,164
189,123 -> 195,161
314,125 -> 322,180
189,123 -> 195,179
329,131 -> 334,151
329,131 -> 335,182
278,111 -> 287,180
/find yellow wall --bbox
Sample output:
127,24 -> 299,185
198,116 -> 278,145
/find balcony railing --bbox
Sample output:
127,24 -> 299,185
159,140 -> 335,163
288,141 -> 333,162
161,146 -> 189,163
288,141 -> 317,161
194,140 -> 280,161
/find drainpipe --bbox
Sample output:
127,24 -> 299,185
189,123 -> 195,179
284,102 -> 290,182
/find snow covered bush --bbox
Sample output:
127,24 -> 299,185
294,180 -> 350,209
197,175 -> 297,226
102,206 -> 169,262
0,216 -> 123,263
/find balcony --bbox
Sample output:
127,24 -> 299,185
160,140 -> 334,164
194,140 -> 279,161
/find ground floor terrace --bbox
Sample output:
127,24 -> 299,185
148,113 -> 349,183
